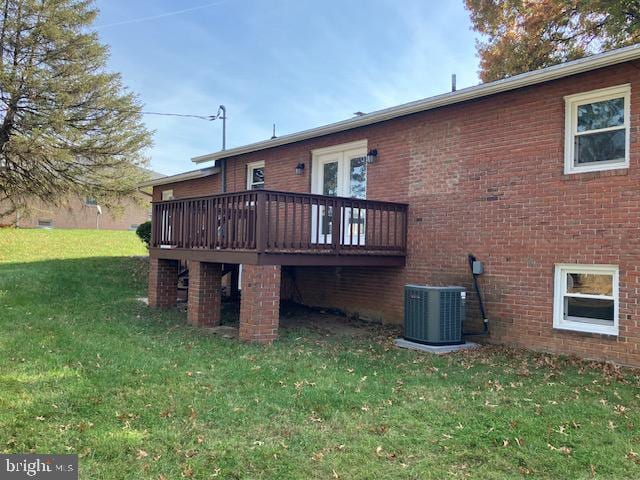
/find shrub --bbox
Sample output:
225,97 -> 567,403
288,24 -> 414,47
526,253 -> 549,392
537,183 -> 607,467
136,221 -> 151,247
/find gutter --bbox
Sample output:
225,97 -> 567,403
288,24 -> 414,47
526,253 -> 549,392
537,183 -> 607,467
192,43 -> 640,164
136,187 -> 152,198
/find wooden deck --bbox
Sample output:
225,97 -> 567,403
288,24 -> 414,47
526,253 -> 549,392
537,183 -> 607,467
149,190 -> 408,266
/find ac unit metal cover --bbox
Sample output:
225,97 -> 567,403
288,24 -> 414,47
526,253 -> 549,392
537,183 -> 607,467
404,285 -> 465,346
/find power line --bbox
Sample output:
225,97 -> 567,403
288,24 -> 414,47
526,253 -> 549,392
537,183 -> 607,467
140,111 -> 215,121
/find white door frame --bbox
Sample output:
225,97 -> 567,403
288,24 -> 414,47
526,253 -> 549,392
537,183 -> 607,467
311,140 -> 368,245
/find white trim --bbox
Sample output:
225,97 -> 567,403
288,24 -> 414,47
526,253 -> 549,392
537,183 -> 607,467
192,44 -> 640,164
553,263 -> 619,336
311,141 -> 368,196
246,160 -> 265,190
564,84 -> 631,174
310,141 -> 368,246
311,139 -> 368,156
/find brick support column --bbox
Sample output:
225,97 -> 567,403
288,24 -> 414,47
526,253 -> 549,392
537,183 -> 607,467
239,265 -> 281,344
148,257 -> 179,308
187,261 -> 222,327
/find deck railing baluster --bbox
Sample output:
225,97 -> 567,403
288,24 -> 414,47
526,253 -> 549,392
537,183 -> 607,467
150,190 -> 407,256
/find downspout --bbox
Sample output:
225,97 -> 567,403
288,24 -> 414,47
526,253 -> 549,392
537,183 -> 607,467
463,253 -> 489,336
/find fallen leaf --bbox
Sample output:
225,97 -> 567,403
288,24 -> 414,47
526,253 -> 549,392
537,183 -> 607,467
627,451 -> 640,464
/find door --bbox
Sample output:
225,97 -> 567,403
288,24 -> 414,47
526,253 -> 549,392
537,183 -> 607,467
311,144 -> 367,246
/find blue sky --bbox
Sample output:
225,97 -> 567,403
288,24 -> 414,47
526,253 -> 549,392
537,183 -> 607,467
94,0 -> 481,175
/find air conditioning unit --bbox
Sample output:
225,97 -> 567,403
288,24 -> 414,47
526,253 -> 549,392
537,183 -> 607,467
404,285 -> 465,345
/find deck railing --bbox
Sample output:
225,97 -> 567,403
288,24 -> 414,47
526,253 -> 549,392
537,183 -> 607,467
151,190 -> 408,255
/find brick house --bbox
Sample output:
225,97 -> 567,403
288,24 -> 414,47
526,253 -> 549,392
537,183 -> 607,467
145,45 -> 640,366
3,168 -> 164,230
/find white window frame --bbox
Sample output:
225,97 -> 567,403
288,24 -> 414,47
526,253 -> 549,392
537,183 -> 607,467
564,84 -> 630,174
553,264 -> 619,335
246,161 -> 265,190
161,189 -> 174,201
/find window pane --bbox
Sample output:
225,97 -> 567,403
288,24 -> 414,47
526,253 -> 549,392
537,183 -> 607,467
323,162 -> 338,196
565,297 -> 614,322
566,273 -> 613,296
161,190 -> 174,201
575,129 -> 625,164
349,156 -> 367,199
252,167 -> 264,184
577,97 -> 624,132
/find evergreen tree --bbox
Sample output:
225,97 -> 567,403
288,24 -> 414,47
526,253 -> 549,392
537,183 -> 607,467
0,0 -> 152,215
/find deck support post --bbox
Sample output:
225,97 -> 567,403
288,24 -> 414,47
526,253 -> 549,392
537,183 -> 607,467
239,265 -> 281,344
148,257 -> 179,308
187,261 -> 222,327
230,264 -> 240,300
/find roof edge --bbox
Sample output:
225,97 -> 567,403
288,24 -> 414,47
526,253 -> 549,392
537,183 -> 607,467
138,166 -> 220,187
192,44 -> 640,164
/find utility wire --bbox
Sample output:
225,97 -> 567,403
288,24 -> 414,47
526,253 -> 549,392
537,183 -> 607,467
139,111 -> 216,121
0,105 -> 222,121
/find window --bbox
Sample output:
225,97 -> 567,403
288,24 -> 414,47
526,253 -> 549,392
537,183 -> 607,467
247,161 -> 265,190
564,85 -> 630,174
85,197 -> 97,206
161,189 -> 174,201
553,264 -> 619,335
37,219 -> 53,228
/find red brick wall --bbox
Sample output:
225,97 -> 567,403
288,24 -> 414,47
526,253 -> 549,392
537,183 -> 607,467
169,62 -> 640,365
149,258 -> 178,308
6,195 -> 151,230
239,264 -> 281,344
187,261 -> 222,327
152,175 -> 221,202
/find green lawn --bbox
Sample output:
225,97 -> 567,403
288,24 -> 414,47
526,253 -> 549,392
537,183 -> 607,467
0,228 -> 639,479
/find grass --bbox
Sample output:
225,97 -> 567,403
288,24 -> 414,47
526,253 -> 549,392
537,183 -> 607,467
0,228 -> 639,479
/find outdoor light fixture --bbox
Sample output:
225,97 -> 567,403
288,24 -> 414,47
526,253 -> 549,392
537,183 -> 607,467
366,149 -> 378,164
295,162 -> 305,175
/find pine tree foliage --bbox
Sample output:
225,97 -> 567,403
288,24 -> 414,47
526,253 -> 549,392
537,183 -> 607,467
0,0 -> 152,215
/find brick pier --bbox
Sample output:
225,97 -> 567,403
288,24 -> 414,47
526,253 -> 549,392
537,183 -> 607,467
239,265 -> 281,344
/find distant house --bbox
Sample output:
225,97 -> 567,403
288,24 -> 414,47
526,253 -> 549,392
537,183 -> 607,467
144,45 -> 640,367
3,168 -> 164,231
